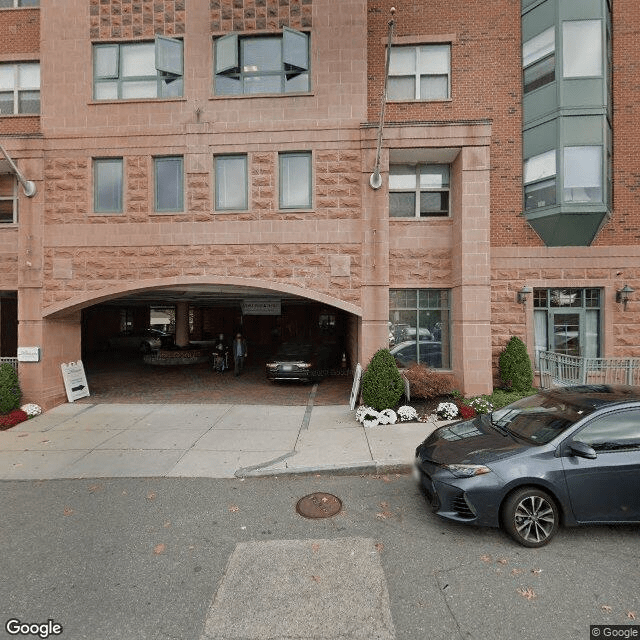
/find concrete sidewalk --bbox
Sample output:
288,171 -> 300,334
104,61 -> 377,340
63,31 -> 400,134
0,402 -> 442,480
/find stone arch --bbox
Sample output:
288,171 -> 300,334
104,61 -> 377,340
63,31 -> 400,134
42,275 -> 362,319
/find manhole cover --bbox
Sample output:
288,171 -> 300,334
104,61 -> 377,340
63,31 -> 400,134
296,493 -> 342,519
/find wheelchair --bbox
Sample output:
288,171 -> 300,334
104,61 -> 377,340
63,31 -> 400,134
212,349 -> 229,373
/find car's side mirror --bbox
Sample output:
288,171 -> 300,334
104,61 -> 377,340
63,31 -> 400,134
568,441 -> 597,460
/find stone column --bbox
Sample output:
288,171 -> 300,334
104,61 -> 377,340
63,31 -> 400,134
451,146 -> 493,396
359,146 -> 390,367
175,302 -> 190,347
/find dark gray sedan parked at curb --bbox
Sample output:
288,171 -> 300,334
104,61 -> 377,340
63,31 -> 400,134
415,385 -> 640,547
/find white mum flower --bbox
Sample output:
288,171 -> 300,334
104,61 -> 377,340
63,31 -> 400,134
378,409 -> 397,425
397,406 -> 418,422
436,402 -> 458,420
20,403 -> 42,417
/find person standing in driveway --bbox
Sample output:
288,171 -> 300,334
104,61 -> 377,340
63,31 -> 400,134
233,332 -> 248,376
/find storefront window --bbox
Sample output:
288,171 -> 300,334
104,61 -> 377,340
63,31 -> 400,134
389,289 -> 451,369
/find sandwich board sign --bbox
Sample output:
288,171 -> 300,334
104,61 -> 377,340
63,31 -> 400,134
61,360 -> 90,402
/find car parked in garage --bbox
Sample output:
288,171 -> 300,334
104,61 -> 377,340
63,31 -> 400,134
266,342 -> 339,382
108,328 -> 173,353
414,385 -> 640,547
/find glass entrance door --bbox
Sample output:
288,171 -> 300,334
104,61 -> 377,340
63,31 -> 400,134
552,312 -> 581,356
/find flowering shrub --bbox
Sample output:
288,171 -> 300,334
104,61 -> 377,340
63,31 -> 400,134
355,405 -> 380,427
458,404 -> 477,420
397,405 -> 419,422
355,405 -> 399,426
436,402 -> 459,420
0,409 -> 28,430
377,409 -> 397,425
468,396 -> 494,414
20,403 -> 42,418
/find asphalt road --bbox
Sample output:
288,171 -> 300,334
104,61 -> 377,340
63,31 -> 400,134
1,473 -> 638,640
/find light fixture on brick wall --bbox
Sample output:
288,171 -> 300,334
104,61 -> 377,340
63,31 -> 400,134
517,286 -> 532,304
0,143 -> 37,197
616,284 -> 634,310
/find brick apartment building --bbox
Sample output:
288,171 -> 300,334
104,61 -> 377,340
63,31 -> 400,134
0,0 -> 637,409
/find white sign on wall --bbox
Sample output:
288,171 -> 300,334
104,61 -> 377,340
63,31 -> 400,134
60,360 -> 90,402
17,347 -> 41,362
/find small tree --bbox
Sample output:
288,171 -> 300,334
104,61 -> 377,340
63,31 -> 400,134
361,348 -> 404,411
499,336 -> 533,393
0,363 -> 21,414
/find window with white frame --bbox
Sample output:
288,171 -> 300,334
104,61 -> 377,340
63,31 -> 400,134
0,174 -> 17,223
389,164 -> 450,217
93,37 -> 183,100
215,155 -> 248,211
524,149 -> 556,210
0,63 -> 40,115
388,44 -> 450,101
0,0 -> 39,6
154,157 -> 183,212
94,158 -> 123,213
523,26 -> 555,93
389,289 -> 451,369
279,152 -> 312,209
214,28 -> 310,96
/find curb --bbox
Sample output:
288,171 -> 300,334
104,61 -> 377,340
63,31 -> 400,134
237,461 -> 414,479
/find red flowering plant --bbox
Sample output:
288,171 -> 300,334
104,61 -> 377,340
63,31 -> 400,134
0,409 -> 28,430
457,404 -> 477,420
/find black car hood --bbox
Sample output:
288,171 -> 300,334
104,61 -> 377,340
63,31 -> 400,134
417,417 -> 530,465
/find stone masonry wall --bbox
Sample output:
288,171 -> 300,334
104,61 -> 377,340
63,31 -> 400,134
43,149 -> 361,224
43,243 -> 361,308
42,147 -> 363,309
90,0 -> 186,40
209,0 -> 312,33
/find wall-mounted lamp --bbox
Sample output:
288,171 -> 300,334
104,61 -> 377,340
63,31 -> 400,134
616,284 -> 634,310
517,286 -> 533,304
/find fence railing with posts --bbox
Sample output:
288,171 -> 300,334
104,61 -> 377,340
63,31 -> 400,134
0,357 -> 18,371
538,351 -> 640,389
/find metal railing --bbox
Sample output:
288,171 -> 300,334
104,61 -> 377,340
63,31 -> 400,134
0,357 -> 18,371
538,351 -> 640,388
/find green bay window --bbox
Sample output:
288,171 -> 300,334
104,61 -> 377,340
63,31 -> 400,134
521,0 -> 611,247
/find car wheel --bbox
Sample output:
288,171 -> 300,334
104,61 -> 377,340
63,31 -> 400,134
501,487 -> 559,548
